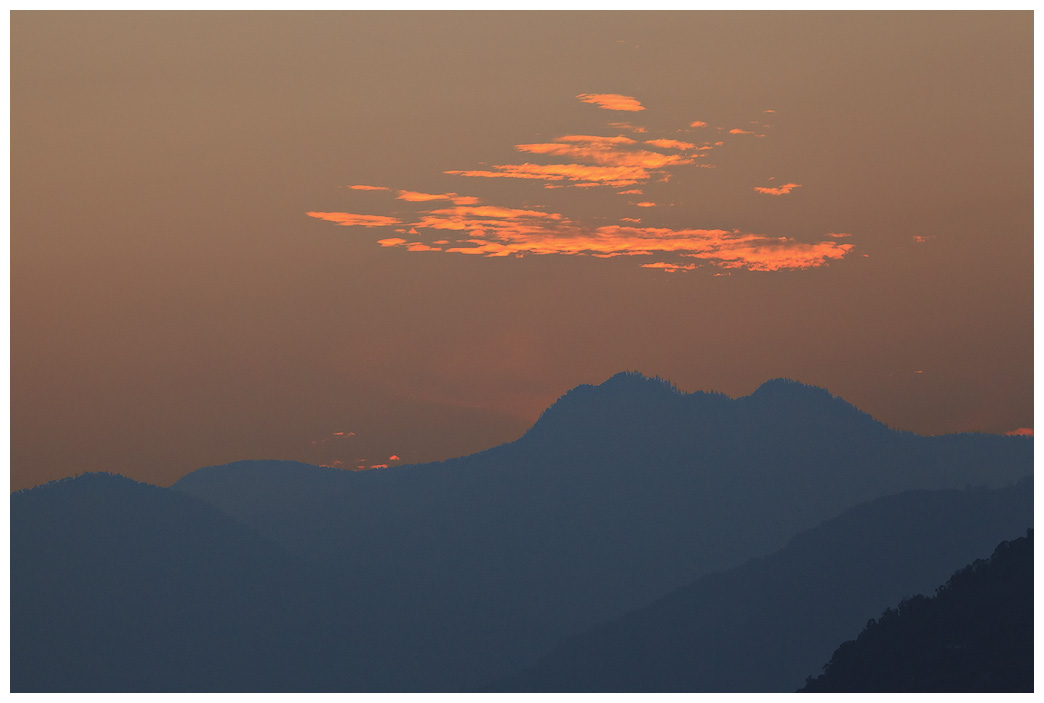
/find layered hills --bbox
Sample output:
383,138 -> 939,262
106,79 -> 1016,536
11,373 -> 1033,691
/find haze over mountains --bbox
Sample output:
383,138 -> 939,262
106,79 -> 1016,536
11,374 -> 1033,692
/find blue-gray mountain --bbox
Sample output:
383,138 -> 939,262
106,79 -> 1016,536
12,374 -> 1032,691
482,480 -> 1032,691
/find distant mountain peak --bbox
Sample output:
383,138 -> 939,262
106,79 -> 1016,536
598,370 -> 681,393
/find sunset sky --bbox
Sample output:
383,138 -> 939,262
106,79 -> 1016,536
11,11 -> 1033,491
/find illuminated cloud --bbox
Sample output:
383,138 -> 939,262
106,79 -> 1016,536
608,121 -> 648,133
515,138 -> 690,169
369,463 -> 389,470
913,235 -> 935,243
641,262 -> 696,273
645,138 -> 697,150
754,183 -> 802,196
348,184 -> 390,191
388,454 -> 401,461
576,93 -> 645,111
310,94 -> 856,274
307,211 -> 402,227
764,109 -> 777,113
827,232 -> 852,238
446,163 -> 657,188
397,190 -> 479,205
332,431 -> 356,437
350,209 -> 855,272
1005,427 -> 1033,436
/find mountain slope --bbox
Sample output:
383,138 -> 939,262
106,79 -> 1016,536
484,479 -> 1033,692
170,373 -> 1032,690
800,530 -> 1033,692
11,473 -> 357,692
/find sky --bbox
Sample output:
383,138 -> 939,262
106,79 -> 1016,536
11,11 -> 1033,491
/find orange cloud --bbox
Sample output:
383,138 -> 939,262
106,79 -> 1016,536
555,134 -> 637,145
1005,428 -> 1033,436
397,190 -> 479,205
369,464 -> 389,470
332,431 -> 356,437
446,163 -> 656,188
515,140 -> 690,170
620,217 -> 641,223
913,235 -> 935,243
576,93 -> 645,111
641,262 -> 696,272
754,183 -> 801,196
729,128 -> 764,136
764,109 -> 776,113
645,138 -> 697,150
348,184 -> 389,191
827,232 -> 852,238
352,207 -> 855,271
310,95 -> 855,274
307,211 -> 402,227
608,121 -> 648,133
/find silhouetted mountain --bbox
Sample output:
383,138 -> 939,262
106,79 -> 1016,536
168,373 -> 1031,690
11,473 -> 358,692
482,480 -> 1032,691
800,530 -> 1033,692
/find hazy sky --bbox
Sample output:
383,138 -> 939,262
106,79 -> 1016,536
11,11 -> 1033,491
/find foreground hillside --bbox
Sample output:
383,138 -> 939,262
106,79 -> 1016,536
800,531 -> 1033,692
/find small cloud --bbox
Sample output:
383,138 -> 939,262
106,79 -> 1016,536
645,138 -> 697,151
347,185 -> 390,191
914,370 -> 924,374
620,217 -> 641,223
827,232 -> 852,238
608,121 -> 648,133
1005,427 -> 1033,436
913,235 -> 935,243
635,202 -> 657,208
307,211 -> 401,227
388,454 -> 401,461
729,128 -> 764,136
764,109 -> 776,113
689,121 -> 707,128
754,183 -> 801,196
397,190 -> 478,205
641,262 -> 696,273
369,464 -> 389,470
617,189 -> 643,195
376,237 -> 409,247
332,431 -> 356,437
576,93 -> 645,111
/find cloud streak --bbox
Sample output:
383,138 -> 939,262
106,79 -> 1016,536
576,93 -> 645,111
307,211 -> 402,227
754,183 -> 801,196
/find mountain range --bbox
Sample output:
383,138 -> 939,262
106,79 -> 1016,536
11,373 -> 1033,691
